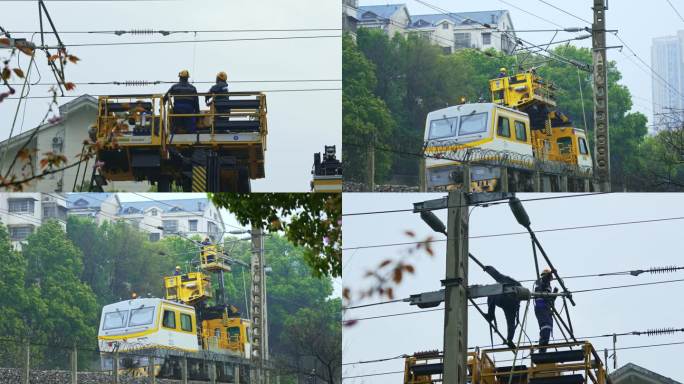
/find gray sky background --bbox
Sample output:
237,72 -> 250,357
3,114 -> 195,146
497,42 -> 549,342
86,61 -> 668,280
1,0 -> 341,192
357,0 -> 680,130
342,193 -> 684,382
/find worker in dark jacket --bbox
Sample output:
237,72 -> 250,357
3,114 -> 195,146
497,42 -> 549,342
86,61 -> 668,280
206,71 -> 230,127
534,268 -> 558,352
482,265 -> 521,347
165,70 -> 199,133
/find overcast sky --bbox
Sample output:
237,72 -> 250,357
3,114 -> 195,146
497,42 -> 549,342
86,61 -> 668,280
1,0 -> 341,192
343,193 -> 684,382
357,0 -> 681,130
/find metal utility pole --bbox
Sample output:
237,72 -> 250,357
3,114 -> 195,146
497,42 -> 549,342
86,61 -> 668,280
250,226 -> 268,384
592,0 -> 610,192
443,192 -> 469,384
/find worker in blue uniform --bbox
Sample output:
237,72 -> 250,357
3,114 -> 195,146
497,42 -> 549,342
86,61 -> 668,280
165,69 -> 199,134
534,268 -> 558,352
205,71 -> 230,128
174,266 -> 182,276
482,265 -> 521,347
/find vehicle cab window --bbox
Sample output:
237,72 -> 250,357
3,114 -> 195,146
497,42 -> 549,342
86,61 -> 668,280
180,313 -> 193,332
514,121 -> 527,142
557,137 -> 573,154
162,309 -> 176,329
497,116 -> 510,138
578,137 -> 589,155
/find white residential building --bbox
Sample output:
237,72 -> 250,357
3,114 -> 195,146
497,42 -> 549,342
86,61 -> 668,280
357,4 -> 516,55
343,0 -> 359,36
0,95 -> 149,192
651,33 -> 684,131
357,4 -> 411,38
0,193 -> 68,249
66,194 -> 225,243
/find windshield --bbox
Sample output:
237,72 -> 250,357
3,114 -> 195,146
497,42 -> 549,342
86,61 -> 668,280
103,310 -> 129,330
129,307 -> 156,327
428,117 -> 458,140
458,112 -> 488,135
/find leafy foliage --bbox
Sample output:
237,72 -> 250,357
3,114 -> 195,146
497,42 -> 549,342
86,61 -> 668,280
210,193 -> 341,277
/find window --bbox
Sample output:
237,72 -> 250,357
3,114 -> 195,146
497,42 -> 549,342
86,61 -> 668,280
189,220 -> 198,232
162,309 -> 176,329
208,221 -> 219,235
482,32 -> 491,45
8,199 -> 34,214
162,220 -> 178,234
514,121 -> 527,142
428,117 -> 458,139
103,310 -> 129,330
9,226 -> 33,241
578,137 -> 589,154
442,22 -> 449,29
149,233 -> 160,242
454,32 -> 471,49
557,137 -> 573,154
228,327 -> 241,342
129,307 -> 155,327
180,313 -> 193,332
458,113 -> 488,135
497,116 -> 511,137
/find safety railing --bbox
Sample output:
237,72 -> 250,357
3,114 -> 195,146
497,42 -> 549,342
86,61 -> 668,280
164,92 -> 267,147
95,94 -> 166,148
479,341 -> 607,384
200,244 -> 232,272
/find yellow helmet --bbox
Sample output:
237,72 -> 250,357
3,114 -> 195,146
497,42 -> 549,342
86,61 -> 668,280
500,67 -> 507,72
541,268 -> 552,276
175,265 -> 181,270
217,71 -> 228,81
178,70 -> 190,78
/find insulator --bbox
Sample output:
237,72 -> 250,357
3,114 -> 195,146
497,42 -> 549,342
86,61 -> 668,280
129,29 -> 155,35
112,80 -> 160,87
647,265 -> 681,274
633,328 -> 684,336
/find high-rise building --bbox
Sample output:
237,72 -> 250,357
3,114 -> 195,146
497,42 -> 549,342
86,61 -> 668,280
651,32 -> 684,131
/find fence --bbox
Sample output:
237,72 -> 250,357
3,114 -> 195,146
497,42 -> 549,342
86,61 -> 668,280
0,338 -> 257,384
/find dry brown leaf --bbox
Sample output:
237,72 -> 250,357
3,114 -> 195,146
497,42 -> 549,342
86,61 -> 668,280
12,68 -> 25,78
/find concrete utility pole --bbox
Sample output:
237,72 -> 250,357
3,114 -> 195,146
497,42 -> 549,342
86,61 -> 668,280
592,0 -> 611,192
250,226 -> 268,384
367,135 -> 375,192
442,192 -> 469,384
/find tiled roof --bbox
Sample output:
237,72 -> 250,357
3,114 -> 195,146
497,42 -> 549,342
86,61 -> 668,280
67,193 -> 114,209
358,4 -> 406,20
410,10 -> 507,28
118,198 -> 208,215
610,363 -> 682,384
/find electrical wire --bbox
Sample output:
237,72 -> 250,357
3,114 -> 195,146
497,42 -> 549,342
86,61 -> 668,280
666,0 -> 684,24
342,370 -> 404,379
6,88 -> 341,100
343,277 -> 684,321
342,215 -> 684,251
36,34 -> 340,48
342,193 -> 609,217
6,79 -> 341,86
10,28 -> 342,34
535,0 -> 592,25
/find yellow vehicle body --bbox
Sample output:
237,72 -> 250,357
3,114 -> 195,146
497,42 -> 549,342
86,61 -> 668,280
489,71 -> 557,110
201,315 -> 250,357
403,342 -> 607,384
200,244 -> 232,272
163,272 -> 212,304
93,92 -> 267,191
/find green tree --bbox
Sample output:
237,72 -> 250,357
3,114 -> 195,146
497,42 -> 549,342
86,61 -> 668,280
210,193 -> 341,277
280,299 -> 342,383
22,221 -> 98,356
342,32 -> 395,183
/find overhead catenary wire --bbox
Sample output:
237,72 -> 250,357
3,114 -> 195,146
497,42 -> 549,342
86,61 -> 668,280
34,34 -> 340,49
342,215 -> 684,251
343,276 -> 684,313
342,193 -> 609,217
5,88 -> 341,100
